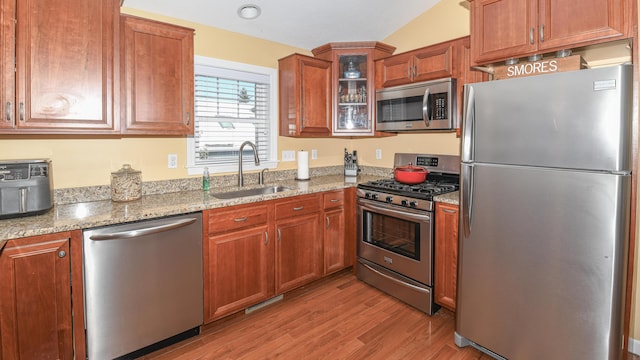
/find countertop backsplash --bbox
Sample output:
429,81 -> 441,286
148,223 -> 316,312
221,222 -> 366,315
54,165 -> 394,205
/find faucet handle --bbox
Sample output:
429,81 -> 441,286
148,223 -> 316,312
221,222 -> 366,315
259,168 -> 269,185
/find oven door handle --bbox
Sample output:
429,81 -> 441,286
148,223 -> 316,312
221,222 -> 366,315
358,199 -> 431,223
361,262 -> 430,295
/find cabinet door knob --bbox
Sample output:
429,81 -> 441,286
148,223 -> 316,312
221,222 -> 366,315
58,250 -> 67,258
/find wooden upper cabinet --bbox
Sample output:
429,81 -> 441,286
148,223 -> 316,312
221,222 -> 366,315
0,0 -> 15,131
378,41 -> 454,88
120,15 -> 195,135
9,0 -> 120,133
279,53 -> 332,137
470,0 -> 632,65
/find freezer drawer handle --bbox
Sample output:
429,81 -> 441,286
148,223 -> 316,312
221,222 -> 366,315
361,263 -> 430,295
89,218 -> 198,241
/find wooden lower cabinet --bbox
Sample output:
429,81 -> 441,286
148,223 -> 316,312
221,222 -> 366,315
0,231 -> 85,360
434,202 -> 460,312
204,203 -> 274,323
323,190 -> 346,275
274,194 -> 323,293
204,190 -> 352,323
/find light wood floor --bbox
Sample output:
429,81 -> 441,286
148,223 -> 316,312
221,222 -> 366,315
140,270 -> 638,360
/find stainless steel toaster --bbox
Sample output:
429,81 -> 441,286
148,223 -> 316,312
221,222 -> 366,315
0,159 -> 53,219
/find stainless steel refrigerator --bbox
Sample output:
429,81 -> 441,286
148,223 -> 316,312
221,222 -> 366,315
455,64 -> 633,360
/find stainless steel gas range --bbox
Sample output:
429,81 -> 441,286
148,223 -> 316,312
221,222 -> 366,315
356,153 -> 460,315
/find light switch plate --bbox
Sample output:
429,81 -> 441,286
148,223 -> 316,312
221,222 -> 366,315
311,149 -> 318,160
375,149 -> 382,160
168,154 -> 178,168
282,150 -> 296,162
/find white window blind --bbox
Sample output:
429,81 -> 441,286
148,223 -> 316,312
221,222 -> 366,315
187,57 -> 278,175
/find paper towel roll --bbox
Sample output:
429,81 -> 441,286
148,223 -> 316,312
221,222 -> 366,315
297,150 -> 309,180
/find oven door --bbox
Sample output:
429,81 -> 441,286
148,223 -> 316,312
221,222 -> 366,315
357,197 -> 433,285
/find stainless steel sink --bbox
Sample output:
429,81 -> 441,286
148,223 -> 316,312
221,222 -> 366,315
212,185 -> 292,199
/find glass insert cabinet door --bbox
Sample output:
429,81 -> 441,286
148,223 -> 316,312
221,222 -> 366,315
336,54 -> 371,134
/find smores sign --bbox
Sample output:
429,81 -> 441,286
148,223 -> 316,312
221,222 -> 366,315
493,55 -> 586,80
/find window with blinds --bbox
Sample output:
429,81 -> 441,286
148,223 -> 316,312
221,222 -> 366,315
187,57 -> 278,175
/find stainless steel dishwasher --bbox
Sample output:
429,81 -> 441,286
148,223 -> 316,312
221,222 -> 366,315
83,213 -> 203,360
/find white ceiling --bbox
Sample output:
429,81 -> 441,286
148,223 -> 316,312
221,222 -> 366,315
122,0 -> 441,50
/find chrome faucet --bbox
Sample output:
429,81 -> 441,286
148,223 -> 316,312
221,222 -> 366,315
238,141 -> 260,187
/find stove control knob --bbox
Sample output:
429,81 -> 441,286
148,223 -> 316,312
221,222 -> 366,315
409,201 -> 418,208
401,199 -> 409,206
371,193 -> 379,200
365,192 -> 372,199
385,196 -> 393,203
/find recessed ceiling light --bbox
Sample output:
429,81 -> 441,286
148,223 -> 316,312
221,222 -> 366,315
238,4 -> 261,20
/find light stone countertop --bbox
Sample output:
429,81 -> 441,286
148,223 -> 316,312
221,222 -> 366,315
0,174 -> 460,247
433,190 -> 460,206
0,175 -> 381,244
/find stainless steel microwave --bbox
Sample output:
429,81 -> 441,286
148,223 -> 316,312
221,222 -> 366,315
376,78 -> 456,132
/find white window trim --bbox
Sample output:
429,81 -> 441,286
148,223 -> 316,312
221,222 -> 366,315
187,55 -> 279,175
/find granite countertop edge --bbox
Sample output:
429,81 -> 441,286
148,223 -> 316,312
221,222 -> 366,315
0,175 -> 460,244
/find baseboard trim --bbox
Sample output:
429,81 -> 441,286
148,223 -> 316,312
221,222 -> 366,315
629,337 -> 640,355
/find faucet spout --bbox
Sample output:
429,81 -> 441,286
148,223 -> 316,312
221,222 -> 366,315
238,141 -> 260,187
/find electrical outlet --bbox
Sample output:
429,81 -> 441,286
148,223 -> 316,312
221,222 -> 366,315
282,150 -> 296,162
375,149 -> 382,160
311,149 -> 318,160
168,154 -> 178,168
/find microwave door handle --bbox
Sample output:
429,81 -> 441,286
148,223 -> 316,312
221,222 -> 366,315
422,88 -> 431,127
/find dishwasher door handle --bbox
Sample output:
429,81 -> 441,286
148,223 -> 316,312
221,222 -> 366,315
89,218 -> 198,241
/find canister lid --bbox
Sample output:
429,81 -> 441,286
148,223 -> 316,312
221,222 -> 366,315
112,164 -> 141,176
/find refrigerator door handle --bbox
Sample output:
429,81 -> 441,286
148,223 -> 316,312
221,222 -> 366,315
461,163 -> 473,237
461,85 -> 475,162
422,87 -> 431,127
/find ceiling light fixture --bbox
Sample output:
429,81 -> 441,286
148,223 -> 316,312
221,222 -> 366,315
238,4 -> 261,20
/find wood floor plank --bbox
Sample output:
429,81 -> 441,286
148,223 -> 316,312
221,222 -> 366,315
140,270 -> 637,360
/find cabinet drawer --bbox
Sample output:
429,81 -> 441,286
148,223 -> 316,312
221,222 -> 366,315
275,194 -> 320,220
323,190 -> 344,209
208,204 -> 268,235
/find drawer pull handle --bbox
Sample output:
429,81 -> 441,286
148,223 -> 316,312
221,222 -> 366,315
234,217 -> 248,222
330,199 -> 340,203
442,209 -> 456,214
293,206 -> 304,211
